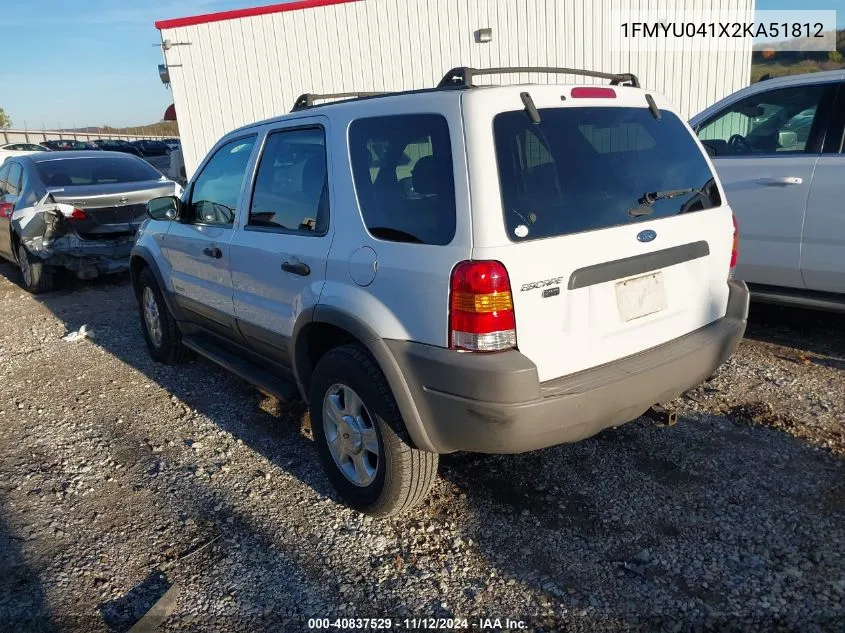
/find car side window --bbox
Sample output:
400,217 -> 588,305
6,163 -> 22,196
0,164 -> 10,197
349,114 -> 456,245
188,135 -> 256,226
697,85 -> 827,156
248,127 -> 329,234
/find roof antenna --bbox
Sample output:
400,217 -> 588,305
520,92 -> 541,124
645,94 -> 661,120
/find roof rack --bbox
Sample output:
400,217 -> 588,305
437,66 -> 641,89
291,91 -> 387,111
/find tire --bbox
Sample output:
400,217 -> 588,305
309,345 -> 439,517
17,242 -> 54,294
136,267 -> 188,364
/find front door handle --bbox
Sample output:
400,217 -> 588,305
281,260 -> 311,276
757,176 -> 803,186
202,246 -> 223,259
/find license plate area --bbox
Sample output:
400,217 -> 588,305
616,272 -> 667,322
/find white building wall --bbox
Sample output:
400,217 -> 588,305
159,0 -> 754,176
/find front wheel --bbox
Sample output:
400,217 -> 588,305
17,242 -> 54,294
309,345 -> 439,517
136,267 -> 188,364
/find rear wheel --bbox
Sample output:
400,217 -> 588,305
309,345 -> 439,517
17,242 -> 54,294
136,267 -> 188,364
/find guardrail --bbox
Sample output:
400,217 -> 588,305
1,129 -> 172,144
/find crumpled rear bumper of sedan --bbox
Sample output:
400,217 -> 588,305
15,203 -> 135,279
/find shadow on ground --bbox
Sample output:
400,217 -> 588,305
99,570 -> 172,633
2,262 -> 844,631
0,511 -> 58,632
746,302 -> 845,366
437,418 -> 844,631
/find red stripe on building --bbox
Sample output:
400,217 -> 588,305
155,0 -> 362,30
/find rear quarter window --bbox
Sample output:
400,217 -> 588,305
349,114 -> 456,246
494,107 -> 721,242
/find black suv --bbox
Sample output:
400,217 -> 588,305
130,140 -> 171,157
41,139 -> 98,151
92,139 -> 143,157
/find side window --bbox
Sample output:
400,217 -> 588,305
248,127 -> 328,234
6,164 -> 22,196
697,85 -> 827,156
349,114 -> 456,246
188,135 -> 256,226
0,164 -> 10,197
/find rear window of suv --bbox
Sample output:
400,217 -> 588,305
494,107 -> 720,241
349,114 -> 456,245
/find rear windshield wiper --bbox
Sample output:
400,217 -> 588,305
520,91 -> 541,124
627,188 -> 701,217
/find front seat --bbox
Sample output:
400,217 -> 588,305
406,155 -> 455,243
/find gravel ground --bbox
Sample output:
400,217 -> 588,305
0,262 -> 842,633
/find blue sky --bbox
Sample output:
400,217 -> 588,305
0,0 -> 254,129
0,0 -> 842,130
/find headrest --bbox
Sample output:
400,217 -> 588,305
412,155 -> 443,196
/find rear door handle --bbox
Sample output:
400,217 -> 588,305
202,246 -> 223,259
757,177 -> 803,186
281,260 -> 310,276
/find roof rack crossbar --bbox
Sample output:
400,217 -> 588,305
437,66 -> 640,89
292,91 -> 387,111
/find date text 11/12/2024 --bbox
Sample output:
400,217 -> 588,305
307,618 -> 528,630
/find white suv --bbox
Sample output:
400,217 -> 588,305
131,66 -> 748,516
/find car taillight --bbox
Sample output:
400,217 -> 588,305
68,208 -> 88,220
449,260 -> 516,352
730,214 -> 739,272
0,202 -> 13,218
571,87 -> 616,99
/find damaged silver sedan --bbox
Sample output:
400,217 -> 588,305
0,151 -> 180,292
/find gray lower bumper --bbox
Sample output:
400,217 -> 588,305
387,280 -> 749,454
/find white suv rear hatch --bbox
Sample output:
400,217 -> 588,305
464,86 -> 735,382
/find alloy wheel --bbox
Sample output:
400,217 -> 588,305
142,287 -> 163,348
322,383 -> 380,487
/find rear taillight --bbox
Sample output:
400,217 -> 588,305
449,261 -> 516,352
68,208 -> 88,221
730,214 -> 739,272
571,87 -> 616,99
0,202 -> 13,218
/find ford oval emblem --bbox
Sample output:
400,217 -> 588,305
637,229 -> 657,243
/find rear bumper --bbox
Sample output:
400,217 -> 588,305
387,280 -> 749,454
27,235 -> 133,277
18,206 -> 140,278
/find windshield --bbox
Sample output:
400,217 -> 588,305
35,156 -> 162,187
494,107 -> 720,241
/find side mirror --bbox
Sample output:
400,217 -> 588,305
147,196 -> 179,221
